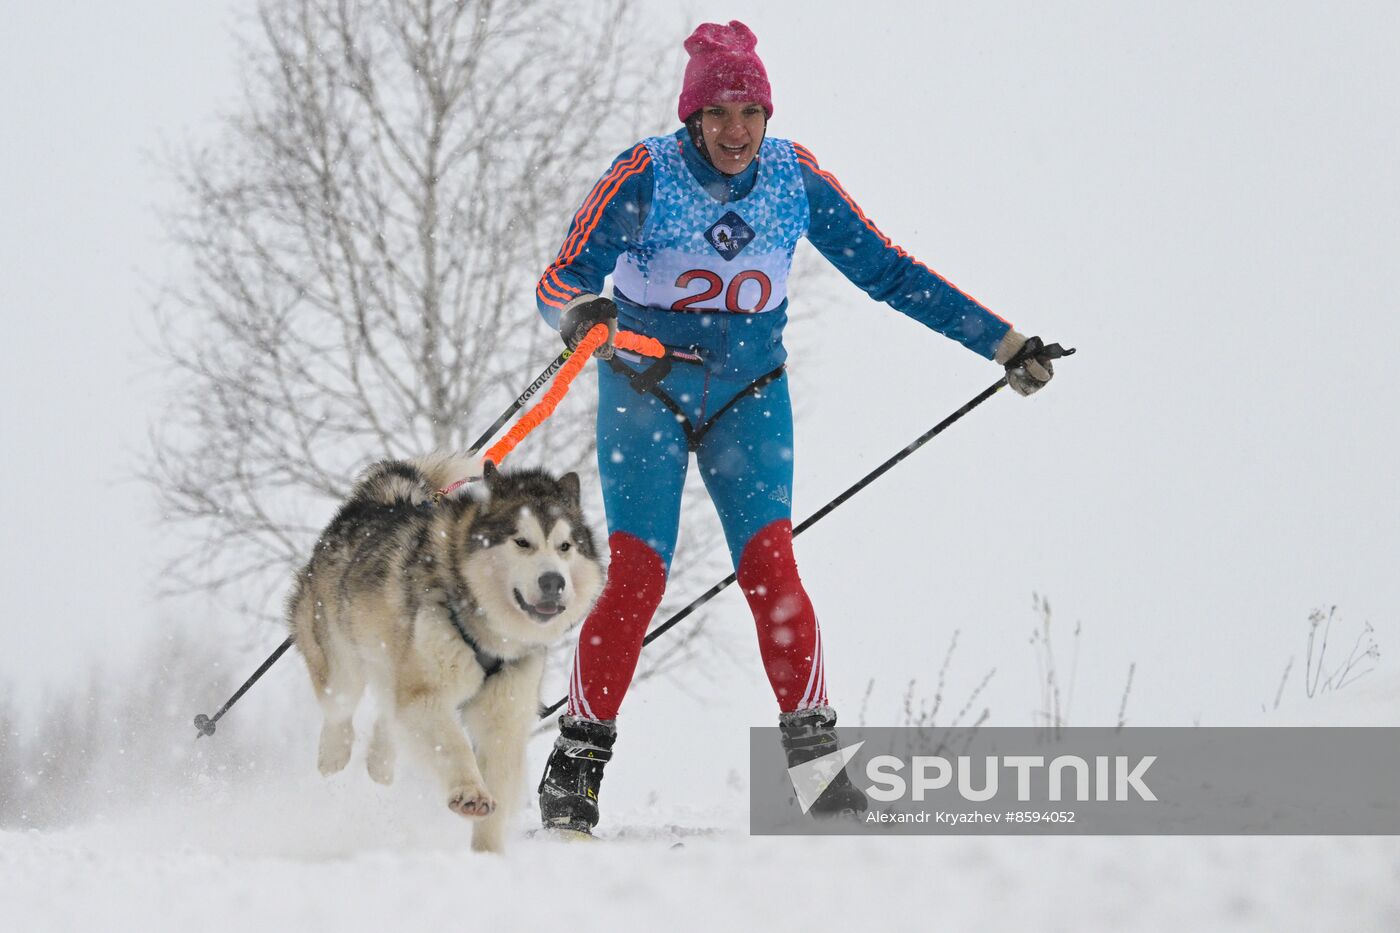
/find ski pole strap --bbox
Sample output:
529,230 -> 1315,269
481,326 -> 663,467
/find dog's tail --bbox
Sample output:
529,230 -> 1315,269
351,453 -> 483,507
410,452 -> 484,495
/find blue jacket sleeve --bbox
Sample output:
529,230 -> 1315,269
792,142 -> 1012,359
535,144 -> 654,330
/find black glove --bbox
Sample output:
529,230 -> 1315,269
994,330 -> 1054,397
558,294 -> 617,360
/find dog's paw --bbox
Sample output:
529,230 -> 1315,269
448,788 -> 496,819
318,746 -> 352,776
317,722 -> 354,776
366,723 -> 395,785
366,751 -> 395,785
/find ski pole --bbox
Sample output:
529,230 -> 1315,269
193,637 -> 294,737
538,342 -> 1076,719
465,350 -> 572,457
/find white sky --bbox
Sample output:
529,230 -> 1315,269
2,2 -> 1397,726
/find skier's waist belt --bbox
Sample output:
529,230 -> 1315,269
606,355 -> 785,453
612,289 -> 789,382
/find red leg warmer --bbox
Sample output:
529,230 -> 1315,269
567,532 -> 668,721
737,519 -> 827,712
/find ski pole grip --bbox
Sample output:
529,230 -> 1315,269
1007,336 -> 1076,368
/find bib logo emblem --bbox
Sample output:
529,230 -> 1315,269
704,211 -> 755,261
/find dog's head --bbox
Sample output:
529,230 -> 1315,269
460,462 -> 604,647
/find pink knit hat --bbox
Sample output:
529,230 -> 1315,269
677,20 -> 773,122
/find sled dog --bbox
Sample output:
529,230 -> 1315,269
289,454 -> 604,852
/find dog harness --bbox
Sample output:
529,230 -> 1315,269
446,599 -> 506,679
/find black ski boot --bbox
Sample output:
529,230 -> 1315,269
779,706 -> 868,817
538,714 -> 617,835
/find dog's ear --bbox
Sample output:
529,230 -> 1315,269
559,471 -> 581,504
482,459 -> 501,489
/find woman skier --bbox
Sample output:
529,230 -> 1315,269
534,20 -> 1054,835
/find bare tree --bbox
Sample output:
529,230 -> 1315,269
149,0 -> 681,612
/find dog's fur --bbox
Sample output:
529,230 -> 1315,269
288,454 -> 603,852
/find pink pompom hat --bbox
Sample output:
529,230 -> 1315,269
677,20 -> 773,122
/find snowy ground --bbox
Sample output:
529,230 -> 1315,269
3,791 -> 1398,932
3,672 -> 1398,933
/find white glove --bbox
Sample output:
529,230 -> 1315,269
994,329 -> 1054,397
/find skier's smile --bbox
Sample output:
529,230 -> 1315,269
700,101 -> 767,175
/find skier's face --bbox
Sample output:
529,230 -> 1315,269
699,101 -> 767,175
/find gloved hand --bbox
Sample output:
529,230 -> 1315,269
994,329 -> 1054,397
558,294 -> 618,360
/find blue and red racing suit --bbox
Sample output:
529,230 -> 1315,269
537,128 -> 1012,720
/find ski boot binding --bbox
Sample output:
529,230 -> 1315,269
538,714 -> 616,837
779,706 -> 869,817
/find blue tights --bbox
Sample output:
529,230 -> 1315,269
596,357 -> 794,571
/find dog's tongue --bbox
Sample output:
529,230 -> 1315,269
535,601 -> 562,616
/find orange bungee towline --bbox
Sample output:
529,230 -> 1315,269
483,326 -> 664,466
432,325 -> 666,498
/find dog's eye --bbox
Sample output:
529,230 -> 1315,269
513,537 -> 531,549
559,541 -> 572,553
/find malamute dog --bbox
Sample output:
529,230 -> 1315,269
288,454 -> 604,852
